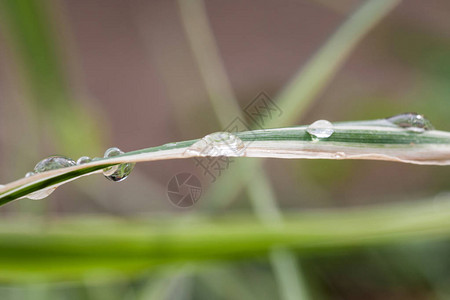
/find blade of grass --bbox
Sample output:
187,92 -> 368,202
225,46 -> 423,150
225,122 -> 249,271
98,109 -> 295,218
0,120 -> 450,205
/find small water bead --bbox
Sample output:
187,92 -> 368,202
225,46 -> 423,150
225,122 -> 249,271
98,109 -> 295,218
186,132 -> 245,157
76,156 -> 92,165
386,113 -> 434,133
307,120 -> 334,140
334,152 -> 346,159
25,171 -> 35,178
102,147 -> 135,182
34,156 -> 76,173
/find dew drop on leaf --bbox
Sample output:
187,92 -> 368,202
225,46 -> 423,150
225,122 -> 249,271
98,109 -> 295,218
386,113 -> 434,133
334,152 -> 346,159
22,156 -> 76,200
76,156 -> 92,165
307,120 -> 334,140
102,147 -> 135,182
186,132 -> 245,157
33,156 -> 76,173
26,187 -> 57,200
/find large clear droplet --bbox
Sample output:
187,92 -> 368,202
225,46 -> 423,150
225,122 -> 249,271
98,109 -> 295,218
186,132 -> 245,157
23,155 -> 76,200
26,187 -> 57,200
33,156 -> 76,173
76,156 -> 92,165
386,113 -> 434,133
307,120 -> 334,140
102,147 -> 135,182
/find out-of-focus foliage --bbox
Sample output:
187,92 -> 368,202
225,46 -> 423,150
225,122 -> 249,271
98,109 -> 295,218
0,0 -> 450,299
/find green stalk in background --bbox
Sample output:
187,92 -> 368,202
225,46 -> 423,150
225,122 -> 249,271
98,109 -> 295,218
0,0 -> 103,157
0,197 -> 450,281
204,0 -> 402,209
177,0 -> 310,299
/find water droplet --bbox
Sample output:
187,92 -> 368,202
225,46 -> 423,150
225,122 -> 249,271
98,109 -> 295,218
25,187 -> 57,200
307,120 -> 334,140
386,113 -> 434,133
186,132 -> 245,157
25,171 -> 35,178
102,147 -> 135,182
33,156 -> 76,173
76,156 -> 92,165
334,152 -> 346,159
22,156 -> 76,200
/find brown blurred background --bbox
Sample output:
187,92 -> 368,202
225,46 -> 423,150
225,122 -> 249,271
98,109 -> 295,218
0,0 -> 450,299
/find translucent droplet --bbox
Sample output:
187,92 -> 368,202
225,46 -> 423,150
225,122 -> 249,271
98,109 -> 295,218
334,152 -> 346,159
186,132 -> 245,157
307,120 -> 334,140
76,156 -> 92,165
34,156 -> 76,173
23,156 -> 76,200
386,113 -> 434,133
26,187 -> 57,200
102,147 -> 135,182
25,171 -> 35,178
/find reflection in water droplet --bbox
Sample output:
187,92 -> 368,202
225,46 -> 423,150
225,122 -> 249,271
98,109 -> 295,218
386,113 -> 434,133
307,120 -> 334,140
186,132 -> 245,157
25,172 -> 35,178
26,187 -> 57,200
102,147 -> 135,182
34,156 -> 76,173
22,156 -> 77,200
76,156 -> 92,165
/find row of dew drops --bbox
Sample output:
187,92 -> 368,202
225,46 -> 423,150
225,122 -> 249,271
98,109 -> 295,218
23,147 -> 135,200
15,113 -> 433,200
306,113 -> 434,140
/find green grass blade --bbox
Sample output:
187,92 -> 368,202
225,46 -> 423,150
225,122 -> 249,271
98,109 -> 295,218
0,119 -> 449,206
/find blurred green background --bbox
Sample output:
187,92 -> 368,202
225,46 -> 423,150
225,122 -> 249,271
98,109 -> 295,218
1,0 -> 450,299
